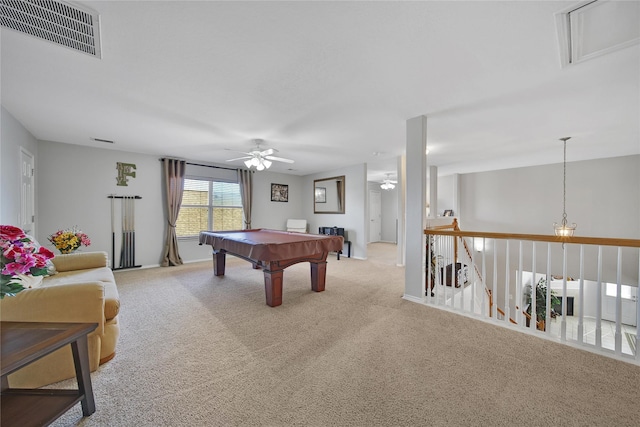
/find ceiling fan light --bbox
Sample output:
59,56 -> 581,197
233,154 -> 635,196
244,160 -> 252,168
262,160 -> 272,169
381,181 -> 395,190
250,157 -> 260,167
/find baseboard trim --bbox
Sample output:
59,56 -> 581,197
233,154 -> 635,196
402,294 -> 424,304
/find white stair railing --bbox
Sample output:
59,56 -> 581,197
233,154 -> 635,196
425,225 -> 640,365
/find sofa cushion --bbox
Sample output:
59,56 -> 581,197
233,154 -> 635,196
43,267 -> 120,321
52,251 -> 108,272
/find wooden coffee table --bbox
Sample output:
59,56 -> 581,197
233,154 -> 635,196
1,321 -> 98,427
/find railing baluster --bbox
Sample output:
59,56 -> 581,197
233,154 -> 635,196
459,237 -> 465,312
505,240 -> 510,324
445,235 -> 451,309
517,241 -> 523,327
492,239 -> 497,319
448,235 -> 453,309
615,247 -> 622,355
578,245 -> 584,344
546,243 -> 552,336
427,234 -> 432,303
596,246 -> 603,349
636,249 -> 639,362
531,242 -> 537,331
561,244 -> 568,342
481,237 -> 487,317
465,239 -> 476,314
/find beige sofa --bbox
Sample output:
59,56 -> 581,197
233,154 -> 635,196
0,251 -> 120,388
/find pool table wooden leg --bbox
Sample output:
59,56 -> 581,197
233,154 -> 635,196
263,270 -> 283,307
310,261 -> 327,292
213,250 -> 226,276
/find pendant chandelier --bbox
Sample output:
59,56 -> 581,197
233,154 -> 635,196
553,137 -> 576,237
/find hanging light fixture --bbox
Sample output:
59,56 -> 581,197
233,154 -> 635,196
244,156 -> 272,171
381,181 -> 395,190
380,173 -> 396,190
554,137 -> 576,236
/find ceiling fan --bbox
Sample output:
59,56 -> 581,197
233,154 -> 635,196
225,139 -> 294,171
380,173 -> 397,190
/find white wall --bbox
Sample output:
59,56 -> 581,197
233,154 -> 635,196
458,155 -> 640,239
250,170 -> 304,230
454,155 -> 640,297
303,163 -> 367,259
367,181 -> 398,243
380,185 -> 398,243
2,109 -> 366,267
436,174 -> 455,218
35,140 -> 309,266
36,140 -> 166,267
1,106 -> 39,228
37,142 -> 318,266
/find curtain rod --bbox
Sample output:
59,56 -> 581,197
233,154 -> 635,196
107,195 -> 142,199
160,158 -> 238,172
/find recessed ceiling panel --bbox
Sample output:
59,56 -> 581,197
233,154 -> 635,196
556,0 -> 639,66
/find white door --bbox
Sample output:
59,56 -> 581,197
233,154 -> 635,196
602,283 -> 637,326
369,190 -> 381,243
20,148 -> 35,234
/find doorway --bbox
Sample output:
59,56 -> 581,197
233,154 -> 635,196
369,190 -> 381,243
20,147 -> 35,235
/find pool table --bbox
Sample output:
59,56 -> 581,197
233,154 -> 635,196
199,229 -> 344,307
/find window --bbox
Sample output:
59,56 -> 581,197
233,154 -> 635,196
176,178 -> 243,237
605,283 -> 634,300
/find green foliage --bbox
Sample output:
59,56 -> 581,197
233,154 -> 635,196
0,274 -> 25,299
524,278 -> 561,321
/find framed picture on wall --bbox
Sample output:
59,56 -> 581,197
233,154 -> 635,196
271,183 -> 289,202
315,187 -> 326,203
443,209 -> 454,217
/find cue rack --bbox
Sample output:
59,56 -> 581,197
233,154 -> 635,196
108,195 -> 142,270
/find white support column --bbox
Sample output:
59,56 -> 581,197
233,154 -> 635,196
453,173 -> 460,223
427,166 -> 437,219
404,115 -> 427,302
397,155 -> 406,267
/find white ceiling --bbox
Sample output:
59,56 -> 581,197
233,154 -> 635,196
1,1 -> 639,183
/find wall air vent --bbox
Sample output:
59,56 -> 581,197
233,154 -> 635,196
0,0 -> 102,58
91,137 -> 114,144
555,0 -> 639,67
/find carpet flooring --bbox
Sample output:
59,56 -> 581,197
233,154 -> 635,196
49,243 -> 640,426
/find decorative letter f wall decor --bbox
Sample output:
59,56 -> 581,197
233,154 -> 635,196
116,162 -> 136,186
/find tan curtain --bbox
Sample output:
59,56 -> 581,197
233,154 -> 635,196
238,169 -> 253,229
161,158 -> 186,266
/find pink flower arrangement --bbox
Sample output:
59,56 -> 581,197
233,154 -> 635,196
1,225 -> 55,298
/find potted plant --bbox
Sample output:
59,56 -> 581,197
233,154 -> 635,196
523,277 -> 560,331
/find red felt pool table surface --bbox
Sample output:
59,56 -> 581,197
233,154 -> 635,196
199,229 -> 344,307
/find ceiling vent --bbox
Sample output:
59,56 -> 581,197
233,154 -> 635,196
0,0 -> 102,58
555,1 -> 639,67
